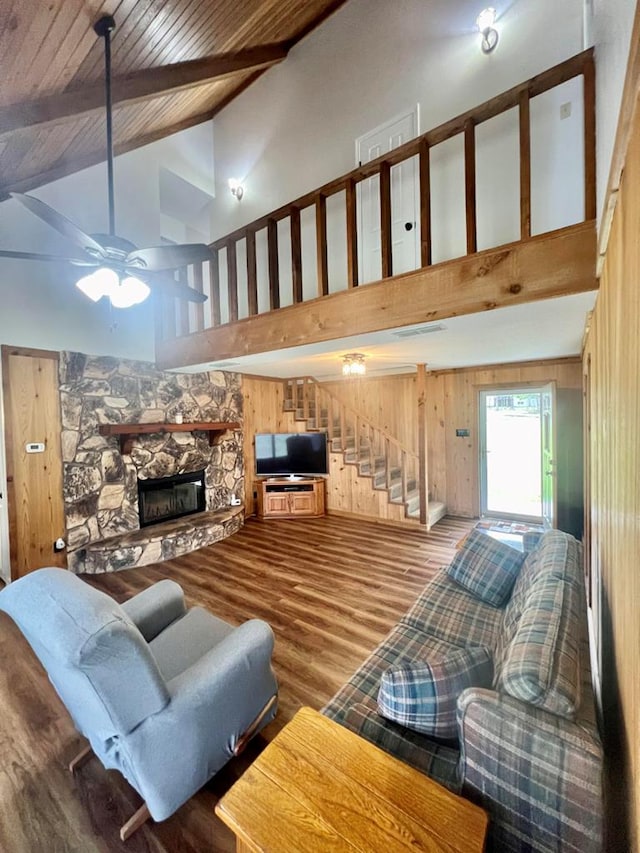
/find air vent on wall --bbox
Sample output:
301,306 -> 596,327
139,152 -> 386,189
392,324 -> 446,338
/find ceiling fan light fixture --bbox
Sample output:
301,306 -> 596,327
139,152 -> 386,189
110,275 -> 151,309
76,266 -> 118,302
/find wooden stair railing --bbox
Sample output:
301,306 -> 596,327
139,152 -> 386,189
282,377 -> 442,526
156,49 -> 595,343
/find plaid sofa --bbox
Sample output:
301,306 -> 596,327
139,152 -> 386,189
322,530 -> 603,852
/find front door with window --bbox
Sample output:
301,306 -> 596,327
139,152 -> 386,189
479,386 -> 556,524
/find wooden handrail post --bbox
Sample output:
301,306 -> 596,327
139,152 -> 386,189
419,139 -> 432,267
267,218 -> 280,310
209,247 -> 221,327
291,207 -> 303,304
346,178 -> 359,288
583,54 -> 597,221
464,121 -> 477,255
316,195 -> 329,296
416,364 -> 429,527
193,262 -> 205,332
519,90 -> 531,239
380,161 -> 392,278
227,240 -> 238,322
246,229 -> 258,316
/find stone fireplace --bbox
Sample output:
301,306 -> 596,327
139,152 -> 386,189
59,352 -> 244,573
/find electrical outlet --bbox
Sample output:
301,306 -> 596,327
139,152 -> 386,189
560,102 -> 572,120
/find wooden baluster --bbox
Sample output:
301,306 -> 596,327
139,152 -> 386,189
340,404 -> 347,454
519,90 -> 531,240
246,229 -> 258,316
303,378 -> 310,424
209,248 -> 221,327
583,55 -> 597,221
354,415 -> 360,461
380,161 -> 392,278
419,139 -> 432,267
316,195 -> 329,296
312,381 -> 319,430
346,179 -> 358,288
401,450 -> 408,503
464,120 -> 477,255
284,379 -> 293,411
267,218 -> 280,310
178,268 -> 190,336
227,240 -> 238,322
193,262 -> 205,332
385,437 -> 392,490
291,207 -> 303,304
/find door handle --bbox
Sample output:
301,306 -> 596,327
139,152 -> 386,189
404,222 -> 414,231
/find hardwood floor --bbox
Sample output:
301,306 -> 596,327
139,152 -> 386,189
0,514 -> 474,853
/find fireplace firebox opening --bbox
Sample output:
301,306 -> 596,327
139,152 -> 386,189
138,469 -> 206,528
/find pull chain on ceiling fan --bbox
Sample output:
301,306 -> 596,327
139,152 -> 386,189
0,16 -> 211,308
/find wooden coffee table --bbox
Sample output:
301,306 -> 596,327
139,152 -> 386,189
216,706 -> 487,852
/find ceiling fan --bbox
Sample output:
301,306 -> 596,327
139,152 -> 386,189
0,15 -> 210,309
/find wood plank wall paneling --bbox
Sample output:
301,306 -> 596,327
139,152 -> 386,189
583,95 -> 640,851
1,348 -> 66,577
242,376 -> 412,524
244,359 -> 581,524
322,376 -> 419,452
430,358 -> 583,517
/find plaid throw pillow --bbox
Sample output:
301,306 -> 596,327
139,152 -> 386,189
446,528 -> 526,607
377,646 -> 493,739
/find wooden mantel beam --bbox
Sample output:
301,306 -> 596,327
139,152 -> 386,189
0,43 -> 289,135
155,221 -> 597,370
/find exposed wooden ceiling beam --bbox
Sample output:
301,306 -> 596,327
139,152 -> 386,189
0,43 -> 289,136
0,110 -> 216,200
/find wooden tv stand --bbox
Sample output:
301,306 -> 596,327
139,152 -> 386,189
256,477 -> 326,519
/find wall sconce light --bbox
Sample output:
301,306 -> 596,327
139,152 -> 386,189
476,7 -> 499,54
342,353 -> 366,377
228,177 -> 245,201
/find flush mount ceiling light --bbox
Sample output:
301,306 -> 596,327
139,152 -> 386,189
228,178 -> 245,201
342,353 -> 366,377
476,7 -> 499,54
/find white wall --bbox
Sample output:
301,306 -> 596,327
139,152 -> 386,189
206,0 -> 585,310
589,0 -> 637,223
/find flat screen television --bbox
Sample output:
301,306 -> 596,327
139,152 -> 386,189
255,432 -> 328,477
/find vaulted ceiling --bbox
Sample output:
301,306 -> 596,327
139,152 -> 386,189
0,0 -> 348,199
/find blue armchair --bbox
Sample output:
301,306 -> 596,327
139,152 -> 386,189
0,568 -> 278,839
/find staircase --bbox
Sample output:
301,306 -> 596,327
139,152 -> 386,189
283,378 -> 446,527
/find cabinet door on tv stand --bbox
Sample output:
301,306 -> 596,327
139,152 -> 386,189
289,492 -> 316,515
264,493 -> 290,515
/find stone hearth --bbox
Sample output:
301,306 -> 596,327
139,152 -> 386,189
79,506 -> 243,574
59,352 -> 244,573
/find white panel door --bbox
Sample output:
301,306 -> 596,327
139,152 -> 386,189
356,110 -> 419,284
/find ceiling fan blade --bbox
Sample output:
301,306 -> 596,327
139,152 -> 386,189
0,248 -> 98,265
10,192 -> 107,256
133,269 -> 208,303
125,243 -> 213,271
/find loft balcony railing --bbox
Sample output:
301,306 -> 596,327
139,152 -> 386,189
155,48 -> 595,345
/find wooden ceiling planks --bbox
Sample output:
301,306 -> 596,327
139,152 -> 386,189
0,0 -> 349,196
